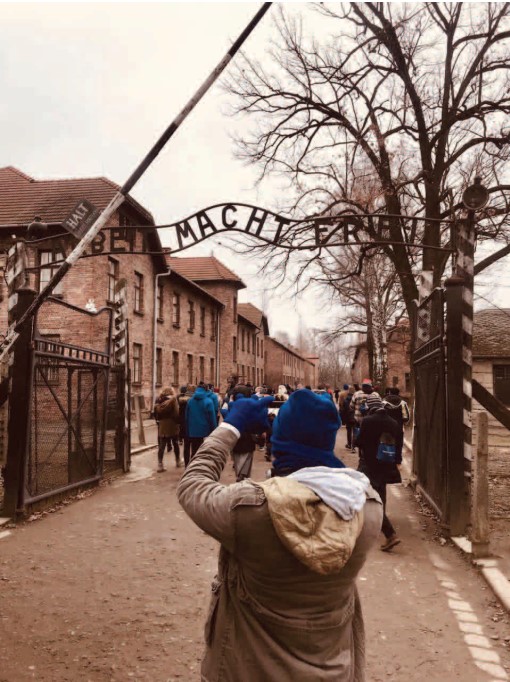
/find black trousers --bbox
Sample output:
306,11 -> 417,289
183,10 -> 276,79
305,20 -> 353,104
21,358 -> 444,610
372,482 -> 396,539
184,437 -> 204,467
158,437 -> 180,464
345,423 -> 354,448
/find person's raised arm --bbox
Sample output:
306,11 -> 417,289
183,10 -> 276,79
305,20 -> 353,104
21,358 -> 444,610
177,396 -> 273,549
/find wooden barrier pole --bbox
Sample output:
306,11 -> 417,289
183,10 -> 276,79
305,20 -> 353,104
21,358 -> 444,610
134,395 -> 146,447
472,411 -> 490,558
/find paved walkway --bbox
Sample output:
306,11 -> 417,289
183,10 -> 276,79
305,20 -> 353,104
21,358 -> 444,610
0,437 -> 509,681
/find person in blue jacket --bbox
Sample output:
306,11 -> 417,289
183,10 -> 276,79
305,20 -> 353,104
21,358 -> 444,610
186,384 -> 217,460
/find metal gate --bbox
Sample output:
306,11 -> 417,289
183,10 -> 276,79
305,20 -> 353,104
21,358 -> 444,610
22,297 -> 118,506
413,288 -> 448,518
104,365 -> 131,473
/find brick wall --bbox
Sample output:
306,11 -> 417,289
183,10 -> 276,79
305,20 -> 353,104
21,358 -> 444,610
237,319 -> 263,385
264,337 -> 312,390
156,274 -> 221,396
195,282 -> 242,391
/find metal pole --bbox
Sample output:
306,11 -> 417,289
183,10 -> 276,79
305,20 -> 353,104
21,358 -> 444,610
0,2 -> 272,361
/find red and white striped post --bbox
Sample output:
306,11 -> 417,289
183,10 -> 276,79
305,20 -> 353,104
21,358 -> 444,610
454,213 -> 475,476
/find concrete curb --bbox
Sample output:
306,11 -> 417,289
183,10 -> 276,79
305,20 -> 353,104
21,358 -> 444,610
407,437 -> 510,614
131,444 -> 157,456
450,537 -> 510,614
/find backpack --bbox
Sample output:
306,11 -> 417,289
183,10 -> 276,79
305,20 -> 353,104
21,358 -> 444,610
377,431 -> 397,464
342,393 -> 354,420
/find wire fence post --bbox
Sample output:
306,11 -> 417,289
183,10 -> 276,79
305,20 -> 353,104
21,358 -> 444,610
471,411 -> 490,558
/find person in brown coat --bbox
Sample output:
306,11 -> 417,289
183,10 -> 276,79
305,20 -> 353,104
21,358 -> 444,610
153,387 -> 181,472
178,390 -> 383,681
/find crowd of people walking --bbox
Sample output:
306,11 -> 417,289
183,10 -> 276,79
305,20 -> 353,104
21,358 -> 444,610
172,374 -> 411,681
155,375 -> 410,548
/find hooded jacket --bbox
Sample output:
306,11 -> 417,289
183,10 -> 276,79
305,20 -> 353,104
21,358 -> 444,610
382,395 -> 410,428
177,427 -> 382,682
356,409 -> 401,486
154,394 -> 179,438
186,386 -> 217,438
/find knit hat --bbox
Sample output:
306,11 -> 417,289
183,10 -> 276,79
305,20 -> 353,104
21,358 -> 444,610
272,389 -> 343,473
365,394 -> 383,413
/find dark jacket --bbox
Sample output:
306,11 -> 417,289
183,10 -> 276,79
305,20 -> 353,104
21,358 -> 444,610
356,409 -> 401,486
383,395 -> 410,429
233,430 -> 256,454
186,386 -> 217,438
177,394 -> 190,437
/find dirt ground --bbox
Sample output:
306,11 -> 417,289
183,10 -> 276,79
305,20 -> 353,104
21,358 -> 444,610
1,436 -> 510,681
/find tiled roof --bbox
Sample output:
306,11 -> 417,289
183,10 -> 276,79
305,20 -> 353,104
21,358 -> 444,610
267,336 -> 312,363
167,256 -> 245,288
238,303 -> 263,328
238,302 -> 270,335
0,166 -> 154,226
169,270 -> 224,309
473,308 -> 510,358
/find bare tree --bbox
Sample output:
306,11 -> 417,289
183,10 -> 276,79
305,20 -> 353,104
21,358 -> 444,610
226,2 -> 510,321
318,246 -> 406,389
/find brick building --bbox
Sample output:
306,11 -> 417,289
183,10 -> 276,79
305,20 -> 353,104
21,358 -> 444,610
264,336 -> 317,390
350,322 -> 411,395
0,166 -> 320,410
237,303 -> 269,386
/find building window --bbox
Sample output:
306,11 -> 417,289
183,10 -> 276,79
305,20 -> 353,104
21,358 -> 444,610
241,365 -> 245,381
37,334 -> 60,385
188,300 -> 195,332
134,272 -> 144,313
256,337 -> 260,357
187,354 -> 193,384
172,292 -> 180,327
200,306 -> 206,336
210,357 -> 215,384
233,295 -> 237,322
39,250 -> 63,295
156,347 -> 163,386
199,355 -> 205,381
211,310 -> 217,340
494,365 -> 510,405
241,328 -> 245,352
107,257 -> 119,302
157,283 -> 164,321
172,351 -> 179,386
133,343 -> 142,384
260,340 -> 263,358
233,336 -> 237,362
252,334 -> 256,354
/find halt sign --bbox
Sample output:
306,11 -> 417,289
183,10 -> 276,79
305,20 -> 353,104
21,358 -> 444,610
63,200 -> 100,239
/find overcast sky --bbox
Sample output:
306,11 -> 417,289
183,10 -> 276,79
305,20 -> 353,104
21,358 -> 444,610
0,2 -> 336,341
0,2 -> 507,344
